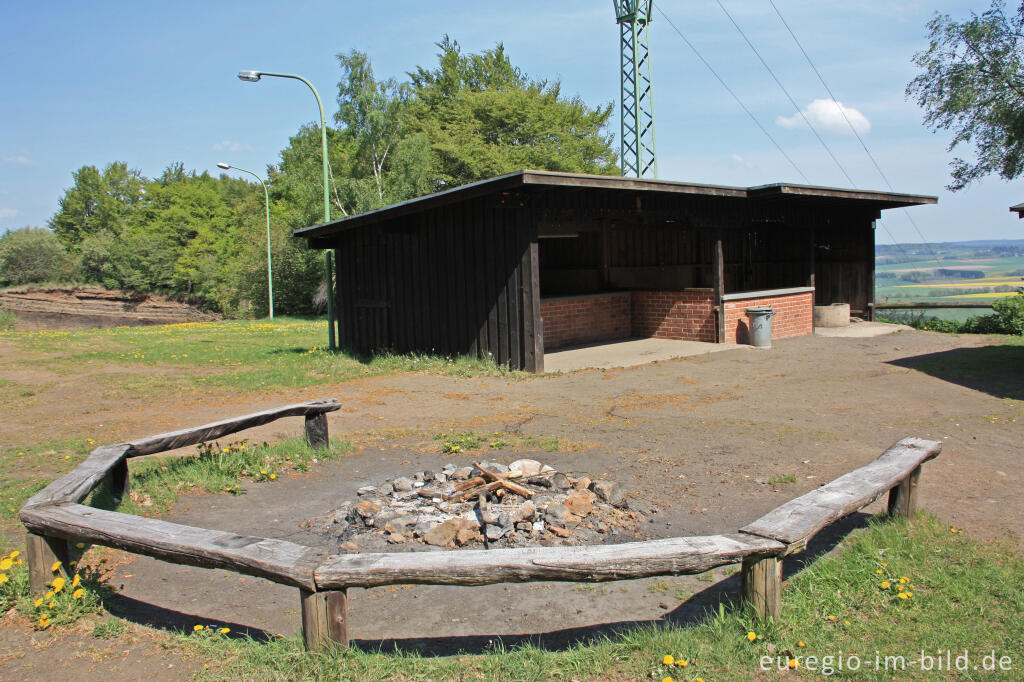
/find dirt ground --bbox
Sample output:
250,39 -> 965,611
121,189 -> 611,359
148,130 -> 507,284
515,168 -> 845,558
1,326 -> 1022,676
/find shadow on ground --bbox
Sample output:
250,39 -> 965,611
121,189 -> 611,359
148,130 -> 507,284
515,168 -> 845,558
100,513 -> 874,657
888,343 -> 1024,401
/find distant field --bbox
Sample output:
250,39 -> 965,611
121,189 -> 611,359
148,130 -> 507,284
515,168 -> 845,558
875,246 -> 1024,319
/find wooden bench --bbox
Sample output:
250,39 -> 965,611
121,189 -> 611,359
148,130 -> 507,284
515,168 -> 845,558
19,401 -> 940,650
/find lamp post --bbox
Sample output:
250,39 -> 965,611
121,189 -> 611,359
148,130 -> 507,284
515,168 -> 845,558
238,70 -> 336,349
217,162 -> 274,319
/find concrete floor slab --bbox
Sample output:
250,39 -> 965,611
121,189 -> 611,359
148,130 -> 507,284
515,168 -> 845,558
814,321 -> 912,338
542,337 -> 743,372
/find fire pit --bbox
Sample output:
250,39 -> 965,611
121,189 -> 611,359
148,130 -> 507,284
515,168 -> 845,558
318,460 -> 646,552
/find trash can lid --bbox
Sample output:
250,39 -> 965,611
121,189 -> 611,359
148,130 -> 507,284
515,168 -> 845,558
745,307 -> 775,315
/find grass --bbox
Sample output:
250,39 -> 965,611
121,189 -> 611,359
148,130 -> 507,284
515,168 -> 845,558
105,436 -> 355,516
167,513 -> 1021,680
767,474 -> 797,485
0,309 -> 15,331
0,318 -> 522,397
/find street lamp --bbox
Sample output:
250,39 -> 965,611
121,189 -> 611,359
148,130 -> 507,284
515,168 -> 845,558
217,162 -> 274,320
238,70 -> 336,349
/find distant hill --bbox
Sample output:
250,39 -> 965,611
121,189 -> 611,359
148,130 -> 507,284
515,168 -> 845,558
877,239 -> 1024,255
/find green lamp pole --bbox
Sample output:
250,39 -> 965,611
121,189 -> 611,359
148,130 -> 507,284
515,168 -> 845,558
238,70 -> 336,349
217,162 -> 274,319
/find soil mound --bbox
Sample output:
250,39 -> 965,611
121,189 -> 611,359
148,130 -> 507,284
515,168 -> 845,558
0,285 -> 220,330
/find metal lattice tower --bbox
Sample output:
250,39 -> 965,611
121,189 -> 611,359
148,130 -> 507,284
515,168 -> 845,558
614,0 -> 657,178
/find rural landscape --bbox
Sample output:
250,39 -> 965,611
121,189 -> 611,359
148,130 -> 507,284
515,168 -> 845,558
2,1 -> 1024,681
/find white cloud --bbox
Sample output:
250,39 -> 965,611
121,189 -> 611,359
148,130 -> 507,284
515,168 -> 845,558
1,155 -> 33,165
729,153 -> 757,170
212,140 -> 254,153
0,208 -> 19,218
776,99 -> 871,135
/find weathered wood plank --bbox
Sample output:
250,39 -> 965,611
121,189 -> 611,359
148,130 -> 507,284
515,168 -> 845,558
20,503 -> 318,590
887,465 -> 921,518
125,399 -> 340,457
304,413 -> 329,450
740,437 -> 941,545
26,532 -> 69,594
314,534 -> 783,589
23,444 -> 131,508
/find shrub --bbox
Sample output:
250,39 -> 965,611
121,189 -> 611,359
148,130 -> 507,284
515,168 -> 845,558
0,227 -> 74,285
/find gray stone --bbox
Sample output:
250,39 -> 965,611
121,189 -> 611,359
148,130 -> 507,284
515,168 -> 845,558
485,524 -> 509,541
392,477 -> 414,492
515,521 -> 533,532
508,458 -> 544,477
533,494 -> 556,508
452,467 -> 474,480
510,500 -> 536,523
551,472 -> 571,490
527,476 -> 553,488
423,520 -> 459,547
372,510 -> 399,528
589,479 -> 626,507
543,503 -> 569,526
434,472 -> 448,484
354,500 -> 382,520
356,486 -> 377,496
377,483 -> 394,496
422,470 -> 435,481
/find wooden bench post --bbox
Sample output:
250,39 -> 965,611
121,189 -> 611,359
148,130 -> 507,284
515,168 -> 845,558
104,458 -> 130,504
742,555 -> 781,620
304,413 -> 329,450
887,465 -> 921,518
25,533 -> 70,594
300,588 -> 348,650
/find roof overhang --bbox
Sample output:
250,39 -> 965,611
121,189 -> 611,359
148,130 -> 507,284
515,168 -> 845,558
1011,202 -> 1024,219
293,170 -> 938,241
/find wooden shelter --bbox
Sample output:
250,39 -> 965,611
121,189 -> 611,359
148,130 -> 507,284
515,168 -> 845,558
294,170 -> 935,371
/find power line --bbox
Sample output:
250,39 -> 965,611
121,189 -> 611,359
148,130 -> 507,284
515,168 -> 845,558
652,4 -> 810,182
766,0 -> 938,259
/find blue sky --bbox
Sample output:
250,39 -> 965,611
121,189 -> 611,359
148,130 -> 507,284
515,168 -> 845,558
1,1 -> 1020,242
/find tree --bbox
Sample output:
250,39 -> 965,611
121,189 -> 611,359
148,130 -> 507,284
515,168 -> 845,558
48,162 -> 146,246
0,227 -> 74,285
907,1 -> 1024,190
408,37 -> 618,187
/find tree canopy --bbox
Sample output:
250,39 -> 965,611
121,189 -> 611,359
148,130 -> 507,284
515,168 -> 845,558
29,38 -> 619,315
907,1 -> 1024,190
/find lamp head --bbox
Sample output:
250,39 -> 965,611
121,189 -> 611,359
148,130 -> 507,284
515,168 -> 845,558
216,162 -> 231,170
237,70 -> 262,82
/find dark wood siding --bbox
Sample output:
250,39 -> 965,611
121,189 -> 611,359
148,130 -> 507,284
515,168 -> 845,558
332,196 -> 537,370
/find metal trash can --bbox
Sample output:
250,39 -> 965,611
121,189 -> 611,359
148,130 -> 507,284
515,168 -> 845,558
746,307 -> 776,348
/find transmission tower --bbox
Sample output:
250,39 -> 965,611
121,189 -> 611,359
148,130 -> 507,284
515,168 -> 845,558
614,0 -> 657,178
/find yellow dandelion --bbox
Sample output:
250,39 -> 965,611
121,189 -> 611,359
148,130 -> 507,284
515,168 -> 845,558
34,598 -> 43,608
899,577 -> 909,584
788,659 -> 799,669
260,470 -> 268,475
50,560 -> 62,572
661,677 -> 674,682
193,624 -> 205,631
44,591 -> 53,600
875,569 -> 883,574
747,631 -> 757,642
269,473 -> 277,480
696,678 -> 706,682
897,585 -> 904,592
0,574 -> 8,584
38,616 -> 50,628
662,654 -> 675,665
827,615 -> 837,621
72,588 -> 84,600
47,600 -> 55,608
881,581 -> 891,589
9,551 -> 18,559
72,574 -> 80,588
75,542 -> 85,549
675,659 -> 688,667
797,641 -> 805,647
906,591 -> 913,598
0,558 -> 11,571
844,620 -> 851,625
52,577 -> 66,592
898,592 -> 909,600
218,627 -> 230,634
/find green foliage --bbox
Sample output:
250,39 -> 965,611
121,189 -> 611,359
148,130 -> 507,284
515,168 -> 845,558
48,162 -> 145,245
0,310 -> 15,331
0,227 -> 75,285
907,1 -> 1024,190
881,291 -> 1024,334
991,288 -> 1024,333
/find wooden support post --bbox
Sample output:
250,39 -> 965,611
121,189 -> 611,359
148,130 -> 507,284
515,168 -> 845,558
26,533 -> 70,594
713,233 -> 726,343
104,458 -> 130,503
887,465 -> 921,518
300,588 -> 349,650
304,413 -> 329,450
741,555 -> 781,620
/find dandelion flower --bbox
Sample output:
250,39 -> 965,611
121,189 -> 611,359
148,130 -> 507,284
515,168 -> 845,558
789,659 -> 799,669
881,581 -> 891,589
260,470 -> 268,475
0,574 -> 7,584
0,558 -> 11,571
269,474 -> 277,480
45,591 -> 53,600
48,600 -> 55,608
662,654 -> 674,665
50,560 -> 62,572
898,592 -> 909,600
72,588 -> 84,600
675,659 -> 688,667
906,591 -> 913,598
897,585 -> 904,592
899,577 -> 909,584
797,641 -> 805,647
844,620 -> 851,625
661,677 -> 674,682
875,569 -> 883,574
38,616 -> 50,628
193,624 -> 205,631
9,551 -> 18,559
72,575 -> 81,588
747,631 -> 757,642
52,577 -> 66,592
218,627 -> 230,634
881,562 -> 887,567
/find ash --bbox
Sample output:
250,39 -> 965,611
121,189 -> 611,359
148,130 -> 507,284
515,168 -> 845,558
312,459 -> 651,552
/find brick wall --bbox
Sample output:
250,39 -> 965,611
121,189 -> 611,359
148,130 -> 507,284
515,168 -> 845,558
722,291 -> 813,344
631,290 -> 716,342
540,293 -> 632,350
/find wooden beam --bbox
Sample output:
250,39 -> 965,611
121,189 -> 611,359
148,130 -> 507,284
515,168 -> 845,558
740,437 -> 941,546
26,532 -> 69,594
314,534 -> 784,589
874,302 -> 994,310
742,555 -> 781,619
300,589 -> 349,650
887,465 -> 921,519
713,233 -> 725,343
124,399 -> 340,457
304,413 -> 329,450
23,445 -> 131,508
20,503 -> 319,590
